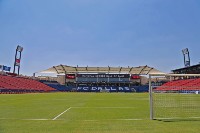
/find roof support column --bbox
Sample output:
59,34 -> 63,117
139,65 -> 148,75
147,68 -> 154,75
53,66 -> 59,74
60,64 -> 67,85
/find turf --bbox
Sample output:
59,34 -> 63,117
153,93 -> 200,119
0,93 -> 200,133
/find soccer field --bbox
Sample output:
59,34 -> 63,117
0,93 -> 199,133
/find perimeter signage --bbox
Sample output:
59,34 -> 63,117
77,74 -> 130,78
77,86 -> 132,92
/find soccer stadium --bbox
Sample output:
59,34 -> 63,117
0,46 -> 200,133
1,1 -> 200,133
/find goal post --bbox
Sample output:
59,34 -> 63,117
149,73 -> 200,120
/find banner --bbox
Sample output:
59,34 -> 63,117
66,74 -> 76,79
76,86 -> 133,92
77,74 -> 130,78
131,75 -> 140,79
15,59 -> 21,66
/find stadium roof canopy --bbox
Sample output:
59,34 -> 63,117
38,65 -> 165,75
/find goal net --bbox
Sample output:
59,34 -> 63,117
149,74 -> 200,120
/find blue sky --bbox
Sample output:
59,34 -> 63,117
0,0 -> 200,76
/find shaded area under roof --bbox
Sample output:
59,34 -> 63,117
37,65 -> 165,75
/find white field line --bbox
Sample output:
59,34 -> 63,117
80,119 -> 144,122
82,119 -> 143,121
0,118 -> 144,121
52,107 -> 71,120
23,119 -> 50,121
155,117 -> 200,120
0,107 -> 137,121
115,118 -> 143,121
0,118 -> 50,121
2,117 -> 200,121
72,107 -> 136,109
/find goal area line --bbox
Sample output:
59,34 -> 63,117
52,106 -> 137,120
0,106 -> 142,121
0,118 -> 144,121
154,117 -> 200,122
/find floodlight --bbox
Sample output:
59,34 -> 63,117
17,45 -> 23,52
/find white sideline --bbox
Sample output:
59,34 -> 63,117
52,107 -> 71,120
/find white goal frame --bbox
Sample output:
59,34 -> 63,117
149,73 -> 200,120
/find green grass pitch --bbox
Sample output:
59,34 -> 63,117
0,93 -> 200,133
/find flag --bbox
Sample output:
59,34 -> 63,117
3,66 -> 11,71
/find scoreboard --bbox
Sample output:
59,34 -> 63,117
66,74 -> 140,83
77,74 -> 130,78
76,74 -> 130,82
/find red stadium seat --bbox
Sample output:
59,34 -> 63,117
155,78 -> 200,91
0,75 -> 55,93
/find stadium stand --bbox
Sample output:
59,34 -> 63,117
0,75 -> 55,94
132,85 -> 149,92
155,78 -> 200,91
39,80 -> 71,91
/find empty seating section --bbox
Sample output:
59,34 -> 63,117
47,84 -> 70,91
39,80 -> 70,91
0,75 -> 55,93
156,78 -> 200,91
132,85 -> 149,92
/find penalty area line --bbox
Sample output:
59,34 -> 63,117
52,107 -> 71,120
